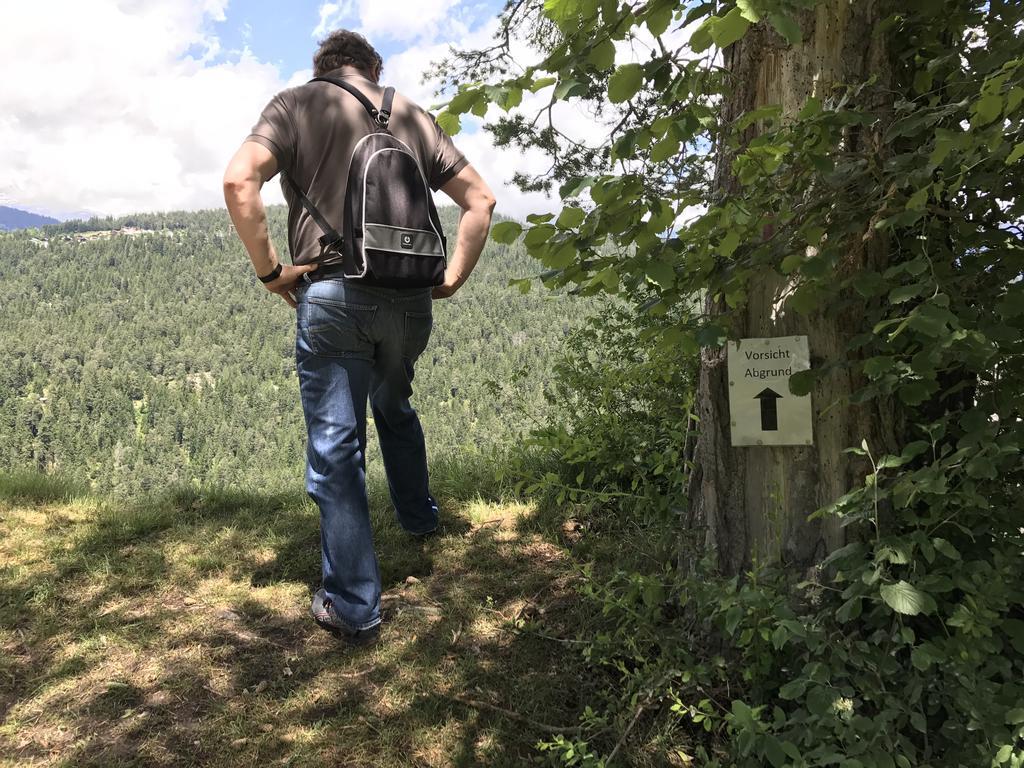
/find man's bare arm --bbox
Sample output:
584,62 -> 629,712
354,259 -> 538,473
434,164 -> 497,300
223,141 -> 317,308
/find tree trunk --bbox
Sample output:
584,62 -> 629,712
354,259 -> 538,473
686,1 -> 902,575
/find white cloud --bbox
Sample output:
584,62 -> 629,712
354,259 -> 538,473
313,1 -> 354,39
0,0 -> 290,218
313,0 -> 467,44
0,0 -> 692,223
375,15 -> 569,220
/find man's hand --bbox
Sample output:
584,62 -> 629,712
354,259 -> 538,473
434,165 -> 496,300
431,276 -> 459,300
264,263 -> 319,308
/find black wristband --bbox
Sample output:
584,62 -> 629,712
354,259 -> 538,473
257,262 -> 283,283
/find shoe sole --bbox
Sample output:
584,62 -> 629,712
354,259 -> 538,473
311,610 -> 380,646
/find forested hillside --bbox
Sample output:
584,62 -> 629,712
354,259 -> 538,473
0,206 -> 588,495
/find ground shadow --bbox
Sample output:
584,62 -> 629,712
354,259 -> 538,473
0,452 -> 595,767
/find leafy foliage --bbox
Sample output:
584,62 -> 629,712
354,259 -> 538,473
518,299 -> 696,522
441,0 -> 1024,765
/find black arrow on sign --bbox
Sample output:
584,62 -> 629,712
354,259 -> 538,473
755,388 -> 782,431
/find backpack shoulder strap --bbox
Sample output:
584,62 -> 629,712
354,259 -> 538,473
312,77 -> 395,128
284,79 -> 397,248
379,87 -> 395,128
311,77 -> 379,119
282,173 -> 341,248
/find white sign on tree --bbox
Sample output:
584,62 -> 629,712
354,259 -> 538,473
727,336 -> 813,447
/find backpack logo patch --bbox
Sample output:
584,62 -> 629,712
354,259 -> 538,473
401,233 -> 414,249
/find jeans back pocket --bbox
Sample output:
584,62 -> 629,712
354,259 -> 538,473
403,311 -> 433,361
305,298 -> 377,359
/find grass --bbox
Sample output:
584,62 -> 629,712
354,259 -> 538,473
0,461 -> 601,767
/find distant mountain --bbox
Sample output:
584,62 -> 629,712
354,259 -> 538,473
0,206 -> 59,231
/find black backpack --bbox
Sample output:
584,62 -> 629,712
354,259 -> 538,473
283,77 -> 447,288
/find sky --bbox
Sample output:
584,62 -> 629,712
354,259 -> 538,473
0,0 -> 562,221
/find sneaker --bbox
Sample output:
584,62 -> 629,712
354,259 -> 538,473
309,588 -> 381,646
410,496 -> 441,539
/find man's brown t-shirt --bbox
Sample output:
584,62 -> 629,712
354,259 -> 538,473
246,70 -> 468,267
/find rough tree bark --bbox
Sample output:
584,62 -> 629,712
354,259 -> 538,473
685,1 -> 903,575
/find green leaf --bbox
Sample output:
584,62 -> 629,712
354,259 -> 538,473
545,242 -> 577,268
730,699 -> 757,731
650,136 -> 681,162
764,736 -> 787,768
508,277 -> 532,294
823,544 -> 867,574
736,0 -> 761,22
806,686 -> 834,716
528,76 -> 557,92
490,221 -> 523,244
898,379 -> 934,406
685,1 -> 713,25
788,369 -> 816,397
560,175 -> 596,198
1006,141 -> 1024,165
906,186 -> 930,211
1005,708 -> 1024,725
908,302 -> 956,337
608,64 -> 644,103
778,679 -> 806,700
769,12 -> 802,45
879,581 -> 937,616
544,0 -> 582,22
642,580 -> 665,607
435,110 -> 461,136
710,8 -> 751,49
932,537 -> 960,560
780,253 -> 803,274
853,271 -> 887,297
913,69 -> 933,94
718,230 -> 741,258
524,223 -> 557,248
789,284 -> 819,315
645,1 -> 674,36
863,356 -> 894,377
889,283 -> 923,303
836,596 -> 863,623
501,87 -> 523,110
556,206 -> 586,229
911,645 -> 935,671
798,96 -> 822,119
690,21 -> 713,53
725,605 -> 743,635
696,324 -> 728,347
646,260 -> 676,289
447,88 -> 480,114
737,104 -> 782,130
588,38 -> 615,69
554,78 -> 588,100
877,544 -> 911,565
973,93 -> 1003,126
1004,619 -> 1024,655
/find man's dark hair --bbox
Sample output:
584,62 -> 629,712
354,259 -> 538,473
313,30 -> 383,78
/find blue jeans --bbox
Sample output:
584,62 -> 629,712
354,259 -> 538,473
295,277 -> 438,631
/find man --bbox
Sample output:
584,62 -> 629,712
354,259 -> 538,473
223,30 -> 496,645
